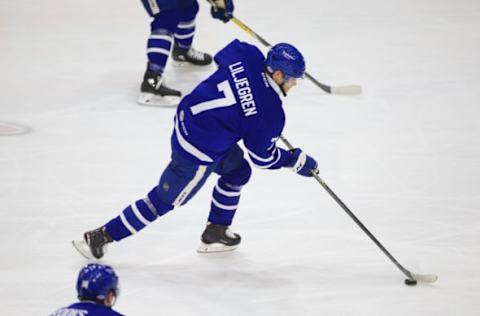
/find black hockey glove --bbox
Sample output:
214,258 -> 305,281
210,0 -> 234,23
286,148 -> 318,177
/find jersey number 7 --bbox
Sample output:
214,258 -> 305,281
190,80 -> 236,115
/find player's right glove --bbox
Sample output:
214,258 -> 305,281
285,148 -> 318,177
210,0 -> 234,23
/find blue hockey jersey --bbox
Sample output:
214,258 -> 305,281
49,302 -> 124,316
172,39 -> 293,169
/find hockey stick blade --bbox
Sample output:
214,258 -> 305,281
411,272 -> 438,283
330,85 -> 363,95
280,135 -> 438,284
304,72 -> 362,95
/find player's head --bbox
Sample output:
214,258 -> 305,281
266,43 -> 306,94
76,263 -> 119,307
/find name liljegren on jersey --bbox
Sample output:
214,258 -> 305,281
228,61 -> 258,117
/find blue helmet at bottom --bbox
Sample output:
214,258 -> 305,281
76,263 -> 119,301
266,43 -> 306,80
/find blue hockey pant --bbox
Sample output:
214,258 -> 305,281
105,144 -> 252,241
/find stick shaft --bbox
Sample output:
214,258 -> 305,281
279,135 -> 414,279
231,17 -> 272,47
231,17 -> 337,95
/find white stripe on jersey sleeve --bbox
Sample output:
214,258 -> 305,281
245,147 -> 274,163
247,147 -> 282,169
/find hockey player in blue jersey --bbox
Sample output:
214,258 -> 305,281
73,39 -> 317,257
50,264 -> 123,316
138,0 -> 234,106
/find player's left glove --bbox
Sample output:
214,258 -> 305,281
210,0 -> 234,23
285,148 -> 318,177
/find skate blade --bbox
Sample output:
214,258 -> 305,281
197,242 -> 238,254
171,61 -> 214,69
72,240 -> 98,260
137,93 -> 181,107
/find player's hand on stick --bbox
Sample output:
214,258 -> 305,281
286,148 -> 318,177
210,0 -> 234,23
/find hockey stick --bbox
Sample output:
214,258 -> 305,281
229,16 -> 362,95
207,0 -> 361,95
280,135 -> 437,285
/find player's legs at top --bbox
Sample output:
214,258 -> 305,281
138,1 -> 183,106
171,1 -> 213,67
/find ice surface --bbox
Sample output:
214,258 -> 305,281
1,0 -> 480,315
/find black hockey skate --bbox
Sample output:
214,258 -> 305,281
138,69 -> 182,107
171,43 -> 213,67
72,227 -> 113,260
197,223 -> 241,253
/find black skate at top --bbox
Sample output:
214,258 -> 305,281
141,69 -> 181,97
172,43 -> 213,66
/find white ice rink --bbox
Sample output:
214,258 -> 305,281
1,0 -> 480,315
